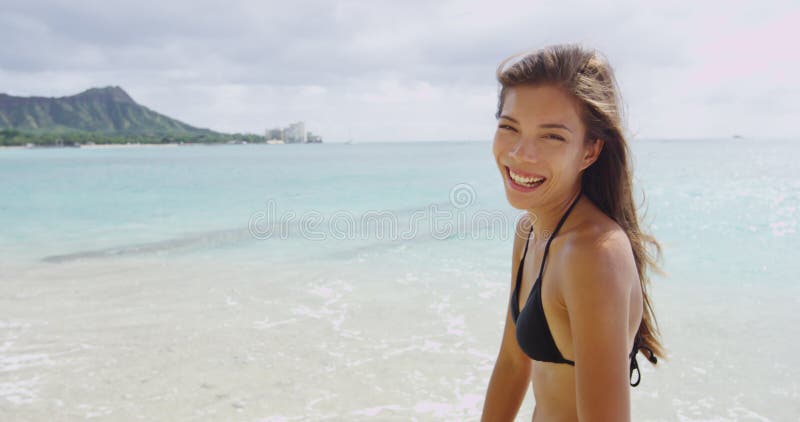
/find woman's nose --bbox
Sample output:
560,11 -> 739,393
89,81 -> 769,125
509,138 -> 540,162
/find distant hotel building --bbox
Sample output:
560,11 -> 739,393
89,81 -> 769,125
265,121 -> 322,144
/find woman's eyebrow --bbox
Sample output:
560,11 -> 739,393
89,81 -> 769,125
539,123 -> 573,133
499,115 -> 573,133
498,114 -> 519,123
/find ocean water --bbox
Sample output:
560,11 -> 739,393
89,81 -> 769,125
0,140 -> 798,421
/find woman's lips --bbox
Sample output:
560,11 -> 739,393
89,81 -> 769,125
505,166 -> 546,192
506,166 -> 546,179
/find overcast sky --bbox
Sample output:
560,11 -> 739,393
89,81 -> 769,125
1,0 -> 797,142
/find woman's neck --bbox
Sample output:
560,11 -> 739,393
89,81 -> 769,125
525,188 -> 582,241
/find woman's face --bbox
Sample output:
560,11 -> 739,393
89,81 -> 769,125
492,84 -> 600,210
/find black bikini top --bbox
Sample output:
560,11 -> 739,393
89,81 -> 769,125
509,191 -> 657,387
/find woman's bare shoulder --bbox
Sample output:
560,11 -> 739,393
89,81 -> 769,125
554,205 -> 636,288
566,199 -> 629,251
556,209 -> 637,294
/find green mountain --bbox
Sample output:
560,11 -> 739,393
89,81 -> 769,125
0,86 -> 215,135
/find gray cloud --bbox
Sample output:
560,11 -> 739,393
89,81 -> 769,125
1,0 -> 797,141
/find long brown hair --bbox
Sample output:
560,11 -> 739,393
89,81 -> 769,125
495,43 -> 667,362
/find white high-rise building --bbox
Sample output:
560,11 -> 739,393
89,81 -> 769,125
265,121 -> 321,144
285,121 -> 307,143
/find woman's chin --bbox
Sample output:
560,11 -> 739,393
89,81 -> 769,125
504,193 -> 536,210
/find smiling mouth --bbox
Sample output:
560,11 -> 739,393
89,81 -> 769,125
506,166 -> 546,188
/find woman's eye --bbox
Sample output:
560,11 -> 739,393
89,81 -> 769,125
497,126 -> 563,141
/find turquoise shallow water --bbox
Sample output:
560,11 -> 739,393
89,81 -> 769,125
0,140 -> 798,420
0,140 -> 796,282
0,143 -> 509,265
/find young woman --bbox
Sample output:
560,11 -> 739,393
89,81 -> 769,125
481,44 -> 665,422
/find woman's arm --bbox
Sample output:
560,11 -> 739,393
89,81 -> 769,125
481,307 -> 533,421
481,216 -> 533,421
561,233 -> 635,422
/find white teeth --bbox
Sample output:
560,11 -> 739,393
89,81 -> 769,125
509,169 -> 544,185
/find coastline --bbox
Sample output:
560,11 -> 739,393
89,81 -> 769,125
0,141 -> 318,150
79,143 -> 181,149
0,143 -> 182,150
